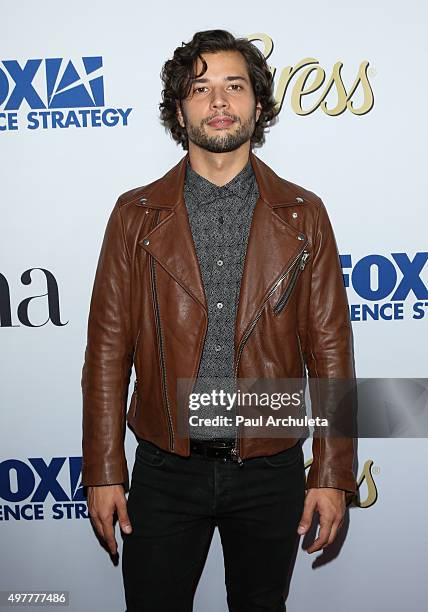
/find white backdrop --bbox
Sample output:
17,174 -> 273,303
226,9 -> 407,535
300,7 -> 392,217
1,1 -> 427,610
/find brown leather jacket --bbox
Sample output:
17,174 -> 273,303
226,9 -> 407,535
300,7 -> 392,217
81,151 -> 357,499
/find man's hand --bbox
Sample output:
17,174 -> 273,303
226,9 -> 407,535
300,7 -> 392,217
87,484 -> 132,555
297,487 -> 346,553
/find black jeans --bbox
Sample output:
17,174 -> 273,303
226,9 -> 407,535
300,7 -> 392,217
122,439 -> 306,612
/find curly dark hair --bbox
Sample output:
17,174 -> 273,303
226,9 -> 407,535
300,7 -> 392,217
159,29 -> 278,150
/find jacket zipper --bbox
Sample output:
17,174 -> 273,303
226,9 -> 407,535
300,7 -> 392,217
231,241 -> 309,464
128,379 -> 138,419
129,207 -> 157,423
128,328 -> 141,419
296,330 -> 305,380
273,250 -> 310,315
149,211 -> 175,451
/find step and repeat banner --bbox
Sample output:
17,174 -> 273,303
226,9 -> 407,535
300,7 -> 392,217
1,1 -> 427,611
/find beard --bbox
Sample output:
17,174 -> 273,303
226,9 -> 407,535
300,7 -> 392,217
183,108 -> 257,153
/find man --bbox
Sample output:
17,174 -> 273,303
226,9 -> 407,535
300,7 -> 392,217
81,29 -> 357,612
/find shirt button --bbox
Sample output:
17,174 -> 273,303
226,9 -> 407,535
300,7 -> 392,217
215,345 -> 222,352
217,259 -> 224,266
216,302 -> 224,309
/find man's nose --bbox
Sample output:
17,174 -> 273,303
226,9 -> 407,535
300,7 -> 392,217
210,89 -> 229,110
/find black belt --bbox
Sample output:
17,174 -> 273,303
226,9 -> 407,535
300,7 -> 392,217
190,438 -> 236,460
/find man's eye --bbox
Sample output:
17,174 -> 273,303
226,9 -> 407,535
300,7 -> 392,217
229,84 -> 243,91
194,87 -> 207,93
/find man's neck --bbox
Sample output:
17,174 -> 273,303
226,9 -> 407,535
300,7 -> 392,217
187,143 -> 251,187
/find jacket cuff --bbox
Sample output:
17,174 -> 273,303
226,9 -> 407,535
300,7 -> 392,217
306,460 -> 357,505
81,458 -> 129,488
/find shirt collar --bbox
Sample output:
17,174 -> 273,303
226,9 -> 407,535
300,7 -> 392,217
184,158 -> 256,205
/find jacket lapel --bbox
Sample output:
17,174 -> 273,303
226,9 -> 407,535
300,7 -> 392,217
234,153 -> 307,350
137,155 -> 207,310
138,151 -> 307,351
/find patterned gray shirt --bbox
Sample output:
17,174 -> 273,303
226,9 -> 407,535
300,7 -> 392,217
184,158 -> 259,439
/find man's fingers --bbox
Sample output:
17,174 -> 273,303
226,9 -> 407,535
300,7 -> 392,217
86,485 -> 129,555
300,488 -> 347,553
100,515 -> 117,555
117,496 -> 133,534
325,520 -> 342,547
297,495 -> 316,534
307,519 -> 333,553
91,516 -> 105,541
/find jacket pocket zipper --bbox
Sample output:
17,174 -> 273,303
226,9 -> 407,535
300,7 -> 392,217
149,212 -> 174,451
273,250 -> 310,315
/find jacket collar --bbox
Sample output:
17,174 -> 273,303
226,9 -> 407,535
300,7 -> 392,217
137,151 -> 303,209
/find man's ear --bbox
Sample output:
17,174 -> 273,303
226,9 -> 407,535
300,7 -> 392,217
176,101 -> 185,128
256,101 -> 262,123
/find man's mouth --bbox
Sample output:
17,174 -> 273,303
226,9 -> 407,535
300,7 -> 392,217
207,116 -> 235,129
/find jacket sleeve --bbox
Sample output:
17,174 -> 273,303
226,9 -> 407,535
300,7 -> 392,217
81,196 -> 133,488
304,197 -> 357,504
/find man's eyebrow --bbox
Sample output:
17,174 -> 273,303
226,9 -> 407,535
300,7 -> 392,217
191,75 -> 249,84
